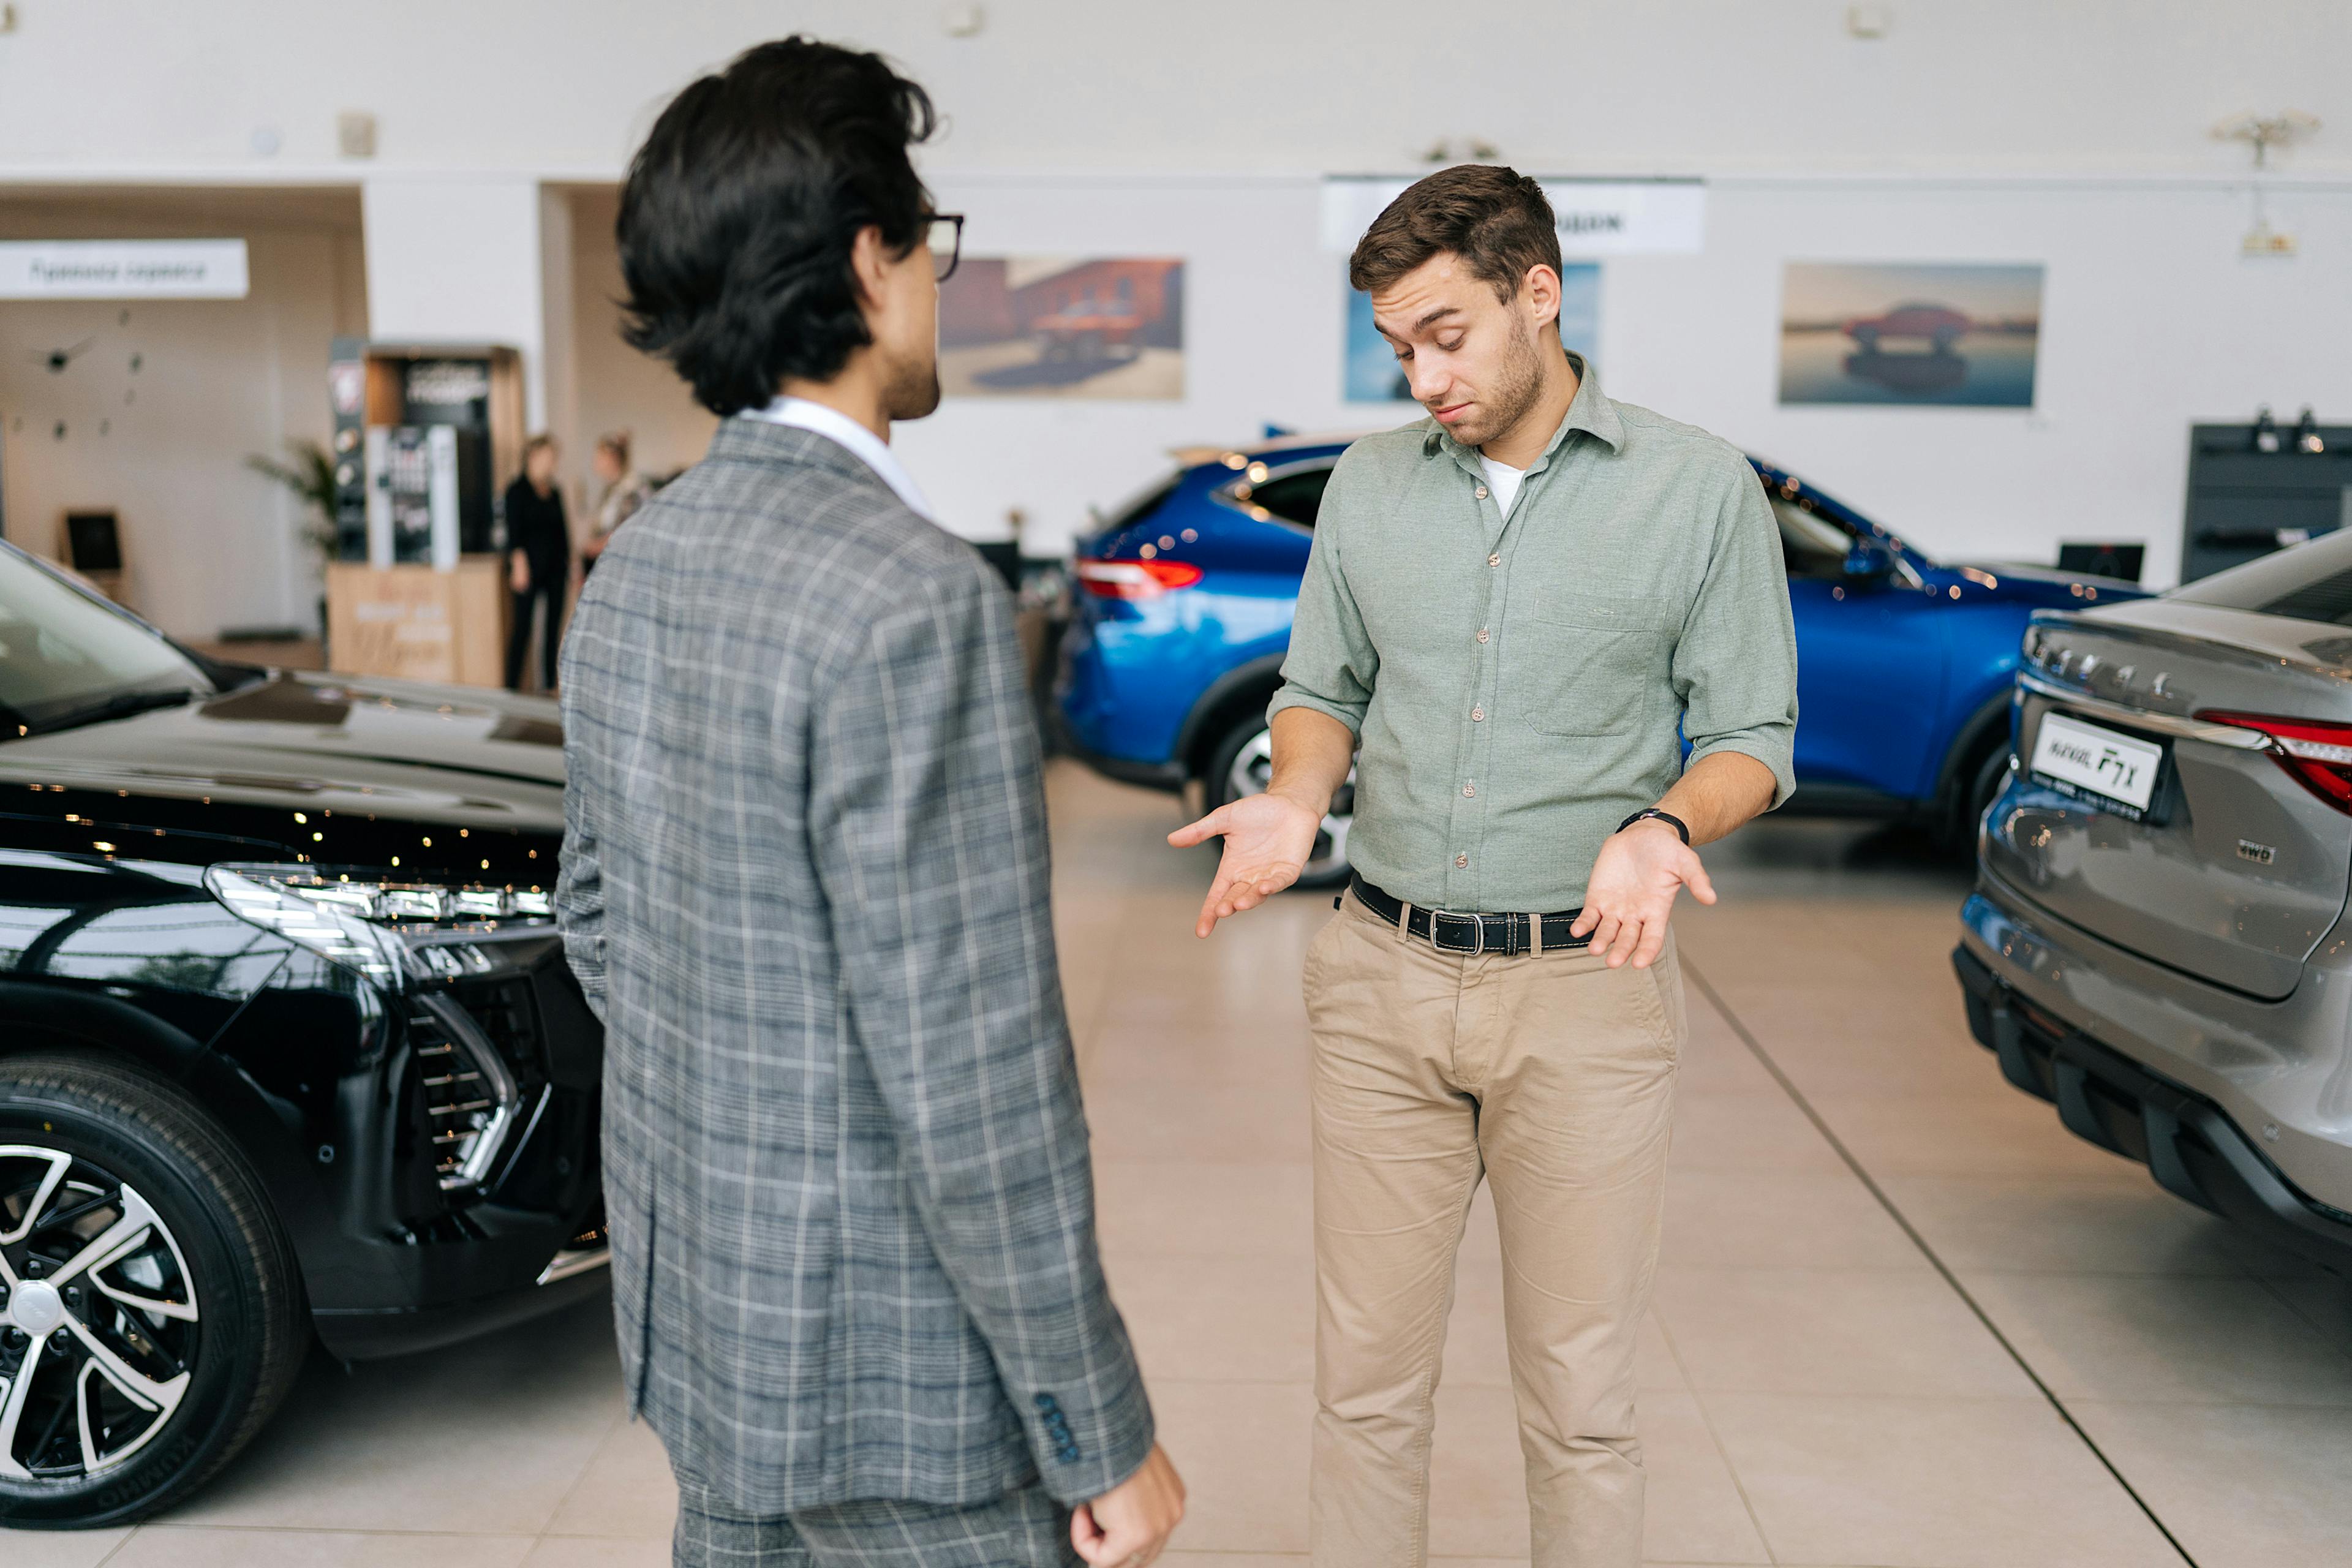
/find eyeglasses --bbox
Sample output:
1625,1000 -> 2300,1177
923,213 -> 965,284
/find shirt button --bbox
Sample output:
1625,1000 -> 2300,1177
1488,553 -> 1501,567
1455,853 -> 1469,869
1474,485 -> 1490,500
1476,628 -> 1490,644
1471,706 -> 1484,721
1463,783 -> 1476,797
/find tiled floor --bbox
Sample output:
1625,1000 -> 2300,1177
14,763 -> 2352,1566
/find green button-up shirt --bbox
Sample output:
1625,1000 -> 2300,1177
1269,354 -> 1798,913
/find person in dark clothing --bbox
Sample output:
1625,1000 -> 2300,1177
504,434 -> 570,691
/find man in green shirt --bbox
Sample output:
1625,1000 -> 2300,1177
1170,165 -> 1797,1567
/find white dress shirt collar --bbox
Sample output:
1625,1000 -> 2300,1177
739,396 -> 934,522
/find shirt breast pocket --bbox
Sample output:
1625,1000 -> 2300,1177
1515,592 -> 1673,739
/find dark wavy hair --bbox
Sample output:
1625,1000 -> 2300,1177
1349,164 -> 1562,304
617,37 -> 938,416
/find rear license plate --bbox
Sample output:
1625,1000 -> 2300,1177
2029,710 -> 2166,821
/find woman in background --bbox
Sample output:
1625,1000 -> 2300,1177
503,434 -> 570,692
581,430 -> 652,577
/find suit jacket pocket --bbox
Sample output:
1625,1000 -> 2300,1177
1517,593 -> 1672,738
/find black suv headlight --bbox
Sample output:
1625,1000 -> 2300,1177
208,864 -> 559,1192
205,865 -> 554,990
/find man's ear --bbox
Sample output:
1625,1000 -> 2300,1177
848,224 -> 890,314
1522,263 -> 1562,330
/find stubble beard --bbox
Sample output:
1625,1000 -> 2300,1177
1450,312 -> 1546,453
883,342 -> 942,423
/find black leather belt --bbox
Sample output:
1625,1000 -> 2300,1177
1347,875 -> 1590,957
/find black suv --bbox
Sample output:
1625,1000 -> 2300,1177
0,539 -> 604,1528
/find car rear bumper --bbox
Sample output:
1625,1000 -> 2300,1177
1955,889 -> 2352,1267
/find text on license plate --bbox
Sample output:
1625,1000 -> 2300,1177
2029,711 -> 2163,812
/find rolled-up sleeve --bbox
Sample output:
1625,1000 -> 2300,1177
1268,451 -> 1379,734
1675,461 -> 1800,807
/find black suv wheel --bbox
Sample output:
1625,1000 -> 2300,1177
0,1054 -> 306,1528
1204,717 -> 1357,891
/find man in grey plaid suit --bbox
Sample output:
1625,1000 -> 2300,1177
555,38 -> 1184,1568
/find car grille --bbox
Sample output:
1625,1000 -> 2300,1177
407,995 -> 522,1189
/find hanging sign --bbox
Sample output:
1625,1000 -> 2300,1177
0,239 -> 250,299
1321,177 -> 1705,257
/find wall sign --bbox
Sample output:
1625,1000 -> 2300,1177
1321,176 -> 1705,257
0,239 -> 249,300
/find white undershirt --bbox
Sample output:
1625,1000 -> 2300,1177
1479,453 -> 1527,518
739,396 -> 936,522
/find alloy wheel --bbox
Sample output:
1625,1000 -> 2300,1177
0,1145 -> 199,1482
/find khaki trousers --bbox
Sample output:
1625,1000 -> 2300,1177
1303,891 -> 1684,1568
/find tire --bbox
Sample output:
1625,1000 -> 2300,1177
1204,717 -> 1355,892
0,1053 -> 307,1528
1944,741 -> 2016,856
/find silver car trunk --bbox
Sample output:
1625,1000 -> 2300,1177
1986,597 -> 2352,1001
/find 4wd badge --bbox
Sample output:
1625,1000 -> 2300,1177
2238,839 -> 2277,865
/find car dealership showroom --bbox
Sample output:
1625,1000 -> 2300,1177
4,4 -> 2352,1566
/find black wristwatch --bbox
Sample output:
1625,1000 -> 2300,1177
1616,808 -> 1691,845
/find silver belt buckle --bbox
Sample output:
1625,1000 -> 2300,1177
1435,908 -> 1485,956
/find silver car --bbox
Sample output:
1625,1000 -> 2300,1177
1955,531 -> 2352,1268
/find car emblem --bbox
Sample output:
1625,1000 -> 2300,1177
2150,672 -> 2171,699
2238,839 -> 2277,865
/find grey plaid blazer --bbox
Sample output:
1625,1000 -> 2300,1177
556,417 -> 1152,1514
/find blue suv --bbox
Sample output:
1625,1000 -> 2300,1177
1055,432 -> 2147,886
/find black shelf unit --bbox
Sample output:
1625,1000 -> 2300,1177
2180,421 -> 2352,584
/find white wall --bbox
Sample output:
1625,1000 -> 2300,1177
1612,177 -> 2352,587
0,1 -> 2346,178
0,203 -> 366,637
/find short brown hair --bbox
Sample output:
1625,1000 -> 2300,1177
1348,164 -> 1562,303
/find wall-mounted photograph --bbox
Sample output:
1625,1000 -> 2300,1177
938,256 -> 1185,399
1779,261 -> 2043,407
1345,262 -> 1600,403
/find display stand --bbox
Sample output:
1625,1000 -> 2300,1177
323,341 -> 526,685
325,559 -> 507,687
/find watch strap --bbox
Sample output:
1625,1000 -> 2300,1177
1617,807 -> 1691,845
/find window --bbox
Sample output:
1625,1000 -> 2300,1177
0,546 -> 211,734
1771,494 -> 1857,582
1240,466 -> 1334,530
